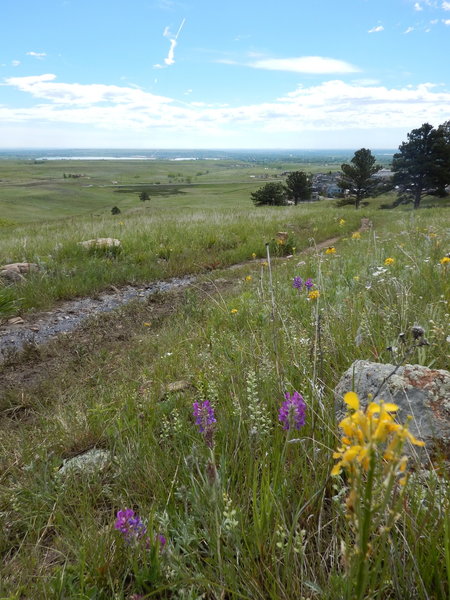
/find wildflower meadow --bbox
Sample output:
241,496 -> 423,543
1,198 -> 449,599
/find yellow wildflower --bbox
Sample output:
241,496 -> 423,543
352,232 -> 361,239
143,322 -> 151,327
332,392 -> 424,477
230,308 -> 238,314
292,247 -> 296,252
325,247 -> 336,255
353,275 -> 360,281
440,256 -> 450,265
245,275 -> 252,281
384,257 -> 395,266
262,261 -> 268,267
339,218 -> 346,226
308,290 -> 320,300
252,252 -> 257,259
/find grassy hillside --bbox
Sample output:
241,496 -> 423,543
0,159 -> 449,599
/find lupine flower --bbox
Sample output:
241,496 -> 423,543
156,533 -> 167,548
193,400 -> 216,447
115,509 -> 147,542
304,278 -> 314,291
384,257 -> 395,266
279,391 -> 306,430
292,276 -> 303,290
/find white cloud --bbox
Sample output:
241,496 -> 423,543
249,56 -> 359,74
154,18 -> 185,68
368,25 -> 384,33
26,51 -> 47,59
443,18 -> 450,23
442,1 -> 450,9
11,60 -> 21,67
404,26 -> 415,33
2,75 -> 450,144
414,2 -> 423,10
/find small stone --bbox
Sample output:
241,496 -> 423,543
7,317 -> 25,325
58,448 -> 111,478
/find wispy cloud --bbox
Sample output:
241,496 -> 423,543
414,2 -> 423,10
26,51 -> 47,59
443,17 -> 450,23
404,26 -> 415,33
154,18 -> 185,69
443,1 -> 450,9
248,56 -> 359,74
11,60 -> 21,67
368,25 -> 384,33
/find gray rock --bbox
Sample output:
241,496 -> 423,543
58,448 -> 111,478
335,360 -> 450,464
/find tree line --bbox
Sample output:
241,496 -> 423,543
251,121 -> 450,209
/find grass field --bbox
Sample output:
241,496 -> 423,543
0,158 -> 449,599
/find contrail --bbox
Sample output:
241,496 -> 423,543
175,18 -> 186,40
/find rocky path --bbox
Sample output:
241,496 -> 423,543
0,223 -> 370,364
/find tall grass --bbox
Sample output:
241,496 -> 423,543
0,206 -> 448,598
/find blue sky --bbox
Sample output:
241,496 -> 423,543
1,0 -> 449,148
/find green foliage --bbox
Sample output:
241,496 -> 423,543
392,122 -> 450,208
251,182 -> 287,206
285,170 -> 312,204
139,191 -> 150,202
338,148 -> 382,209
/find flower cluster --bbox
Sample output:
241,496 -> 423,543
440,256 -> 450,265
292,276 -> 315,292
332,392 -> 424,481
384,257 -> 395,266
279,391 -> 306,431
115,509 -> 147,543
352,232 -> 361,239
308,290 -> 320,300
325,247 -> 336,254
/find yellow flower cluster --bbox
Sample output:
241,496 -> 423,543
230,308 -> 238,314
308,290 -> 320,300
339,218 -> 346,226
325,247 -> 336,254
245,275 -> 252,281
352,232 -> 361,239
384,257 -> 395,266
440,256 -> 450,265
332,392 -> 424,482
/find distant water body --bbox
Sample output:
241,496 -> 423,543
0,148 -> 395,162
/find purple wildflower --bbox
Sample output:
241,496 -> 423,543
193,400 -> 216,433
114,509 -> 147,543
193,400 -> 216,448
156,533 -> 167,548
304,278 -> 314,291
279,391 -> 306,431
292,276 -> 303,290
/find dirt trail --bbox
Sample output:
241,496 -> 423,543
0,221 -> 371,365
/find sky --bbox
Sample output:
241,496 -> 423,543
1,0 -> 449,149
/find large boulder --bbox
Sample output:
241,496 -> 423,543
335,360 -> 450,464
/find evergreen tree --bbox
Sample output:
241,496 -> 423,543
338,148 -> 381,209
251,182 -> 287,206
285,171 -> 312,204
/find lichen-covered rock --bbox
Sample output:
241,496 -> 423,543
58,448 -> 111,478
78,238 -> 121,250
335,360 -> 450,464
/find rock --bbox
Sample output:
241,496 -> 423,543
159,380 -> 193,400
58,448 -> 111,478
78,238 -> 121,250
335,360 -> 450,464
0,262 -> 39,274
7,317 -> 24,325
0,269 -> 25,283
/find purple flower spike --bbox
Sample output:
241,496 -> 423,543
304,278 -> 314,291
293,276 -> 303,290
193,400 -> 216,433
156,533 -> 167,548
115,509 -> 147,543
279,391 -> 306,431
193,400 -> 216,448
